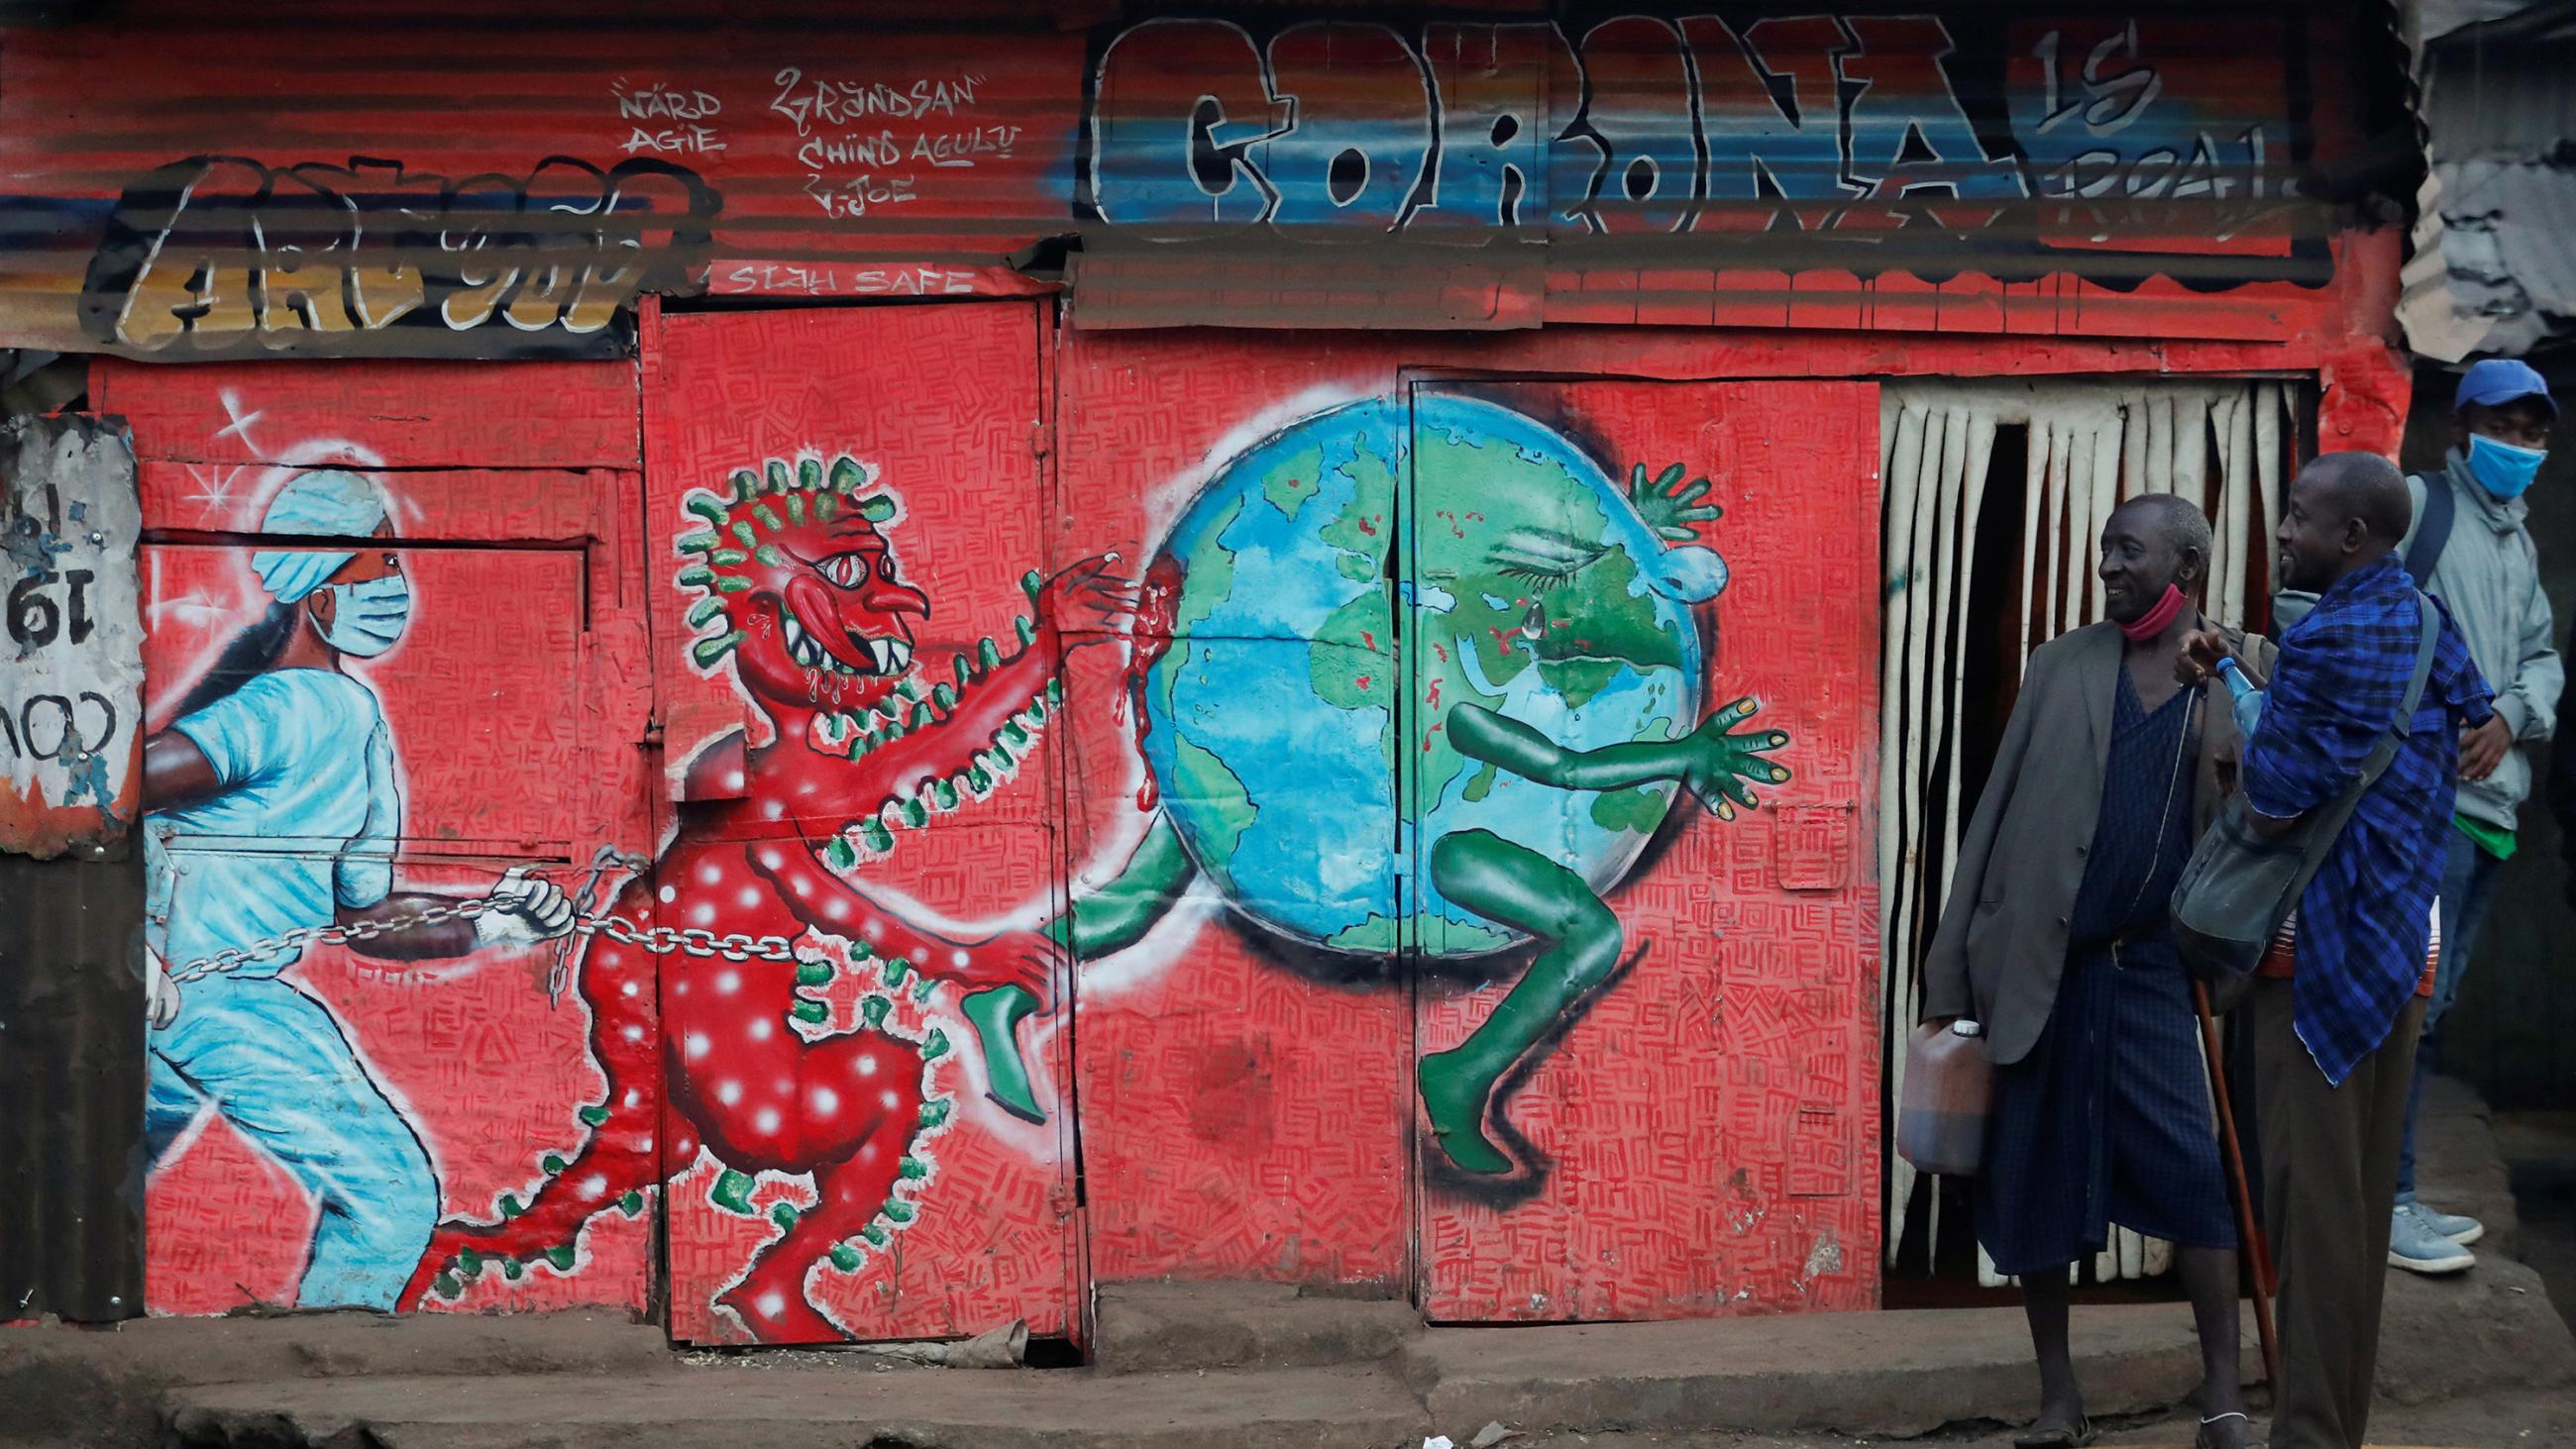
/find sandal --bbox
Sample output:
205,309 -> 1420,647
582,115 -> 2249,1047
2196,1410 -> 2261,1449
2012,1417 -> 2094,1449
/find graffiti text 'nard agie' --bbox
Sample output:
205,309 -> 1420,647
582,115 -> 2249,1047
1085,16 -> 2285,239
79,155 -> 722,355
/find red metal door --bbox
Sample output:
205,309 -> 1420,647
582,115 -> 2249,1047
646,302 -> 1082,1345
1408,379 -> 1882,1322
108,358 -> 657,1319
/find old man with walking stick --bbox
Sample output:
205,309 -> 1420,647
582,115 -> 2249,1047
1921,494 -> 2267,1449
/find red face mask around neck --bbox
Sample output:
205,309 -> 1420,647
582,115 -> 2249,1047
2117,583 -> 2188,642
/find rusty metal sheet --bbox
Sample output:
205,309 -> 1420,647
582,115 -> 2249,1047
2,416 -> 143,859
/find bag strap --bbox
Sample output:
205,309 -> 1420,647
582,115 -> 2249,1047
2264,591 -> 2443,913
2404,472 -> 2457,589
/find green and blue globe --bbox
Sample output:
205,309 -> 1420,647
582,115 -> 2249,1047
1138,395 -> 1720,959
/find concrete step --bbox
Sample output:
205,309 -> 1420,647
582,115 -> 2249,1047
1404,1301 -> 2263,1440
1092,1280 -> 1421,1374
165,1363 -> 1435,1449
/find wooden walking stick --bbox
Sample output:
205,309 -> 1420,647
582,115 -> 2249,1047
2195,979 -> 2281,1391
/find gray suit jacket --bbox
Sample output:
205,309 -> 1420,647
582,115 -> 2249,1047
1920,622 -> 2275,1066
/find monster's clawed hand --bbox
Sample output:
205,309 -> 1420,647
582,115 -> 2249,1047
1034,556 -> 1141,640
1676,698 -> 1791,822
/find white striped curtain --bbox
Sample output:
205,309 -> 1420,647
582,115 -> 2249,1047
1878,379 -> 2296,1286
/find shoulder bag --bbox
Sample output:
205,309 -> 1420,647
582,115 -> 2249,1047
2170,592 -> 2442,985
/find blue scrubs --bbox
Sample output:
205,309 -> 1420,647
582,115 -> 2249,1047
145,669 -> 435,1310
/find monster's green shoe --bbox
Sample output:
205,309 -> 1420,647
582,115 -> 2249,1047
962,985 -> 1043,1124
1417,1049 -> 1514,1175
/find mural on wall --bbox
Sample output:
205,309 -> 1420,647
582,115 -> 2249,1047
113,359 -> 657,1319
408,454 -> 1132,1342
0,3 -> 2410,356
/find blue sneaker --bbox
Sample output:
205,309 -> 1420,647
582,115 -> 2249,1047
2390,1202 -> 2477,1274
2413,1199 -> 2486,1246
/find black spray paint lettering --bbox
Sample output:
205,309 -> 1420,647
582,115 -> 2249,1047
1086,15 -> 2031,238
7,569 -> 97,649
78,155 -> 722,352
0,692 -> 119,766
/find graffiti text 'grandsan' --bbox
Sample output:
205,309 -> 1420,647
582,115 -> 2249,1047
1086,16 -> 2283,239
80,155 -> 721,354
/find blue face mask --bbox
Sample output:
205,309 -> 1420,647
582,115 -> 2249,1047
321,575 -> 412,658
2467,433 -> 2546,500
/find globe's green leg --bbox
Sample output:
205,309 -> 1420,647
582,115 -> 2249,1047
966,818 -> 1196,1125
1419,828 -> 1623,1175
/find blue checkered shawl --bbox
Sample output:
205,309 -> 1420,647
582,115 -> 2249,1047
2242,555 -> 2495,1085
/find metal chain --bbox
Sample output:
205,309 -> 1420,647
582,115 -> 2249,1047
165,851 -> 798,984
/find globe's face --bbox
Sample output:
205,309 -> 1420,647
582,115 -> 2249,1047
1139,395 -> 1719,959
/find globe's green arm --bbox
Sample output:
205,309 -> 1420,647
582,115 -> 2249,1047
1447,698 -> 1792,818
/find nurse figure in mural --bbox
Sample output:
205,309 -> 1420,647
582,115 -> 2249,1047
140,468 -> 574,1311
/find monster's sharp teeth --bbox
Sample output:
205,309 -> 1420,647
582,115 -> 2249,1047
890,640 -> 913,671
871,639 -> 896,673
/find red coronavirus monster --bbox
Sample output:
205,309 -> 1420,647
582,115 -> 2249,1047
402,454 -> 1128,1340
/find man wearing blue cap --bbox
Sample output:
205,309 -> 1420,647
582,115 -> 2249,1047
2387,358 -> 2560,1274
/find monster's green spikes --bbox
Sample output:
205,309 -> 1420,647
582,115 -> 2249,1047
765,460 -> 793,493
848,937 -> 875,962
1022,695 -> 1046,723
922,1028 -> 950,1062
1046,677 -> 1063,707
897,677 -> 923,701
828,1244 -> 862,1272
686,598 -> 726,628
501,1257 -> 525,1282
829,457 -> 868,493
678,566 -> 716,588
677,530 -> 720,555
459,1249 -> 484,1279
730,468 -> 761,501
1017,616 -> 1038,647
579,1104 -> 611,1127
822,835 -> 857,872
882,956 -> 912,988
433,1272 -> 464,1299
932,682 -> 958,713
619,1190 -> 646,1216
688,493 -> 730,525
899,1156 -> 928,1182
909,704 -> 933,734
859,732 -> 884,756
710,1169 -> 758,1215
543,1244 -> 577,1272
912,975 -> 937,1003
771,1201 -> 801,1230
542,1154 -> 568,1175
709,549 -> 748,567
1002,719 -> 1031,750
693,633 -> 744,667
715,575 -> 752,594
979,637 -> 1003,673
861,993 -> 892,1029
861,1223 -> 891,1247
881,1198 -> 917,1224
860,495 -> 898,524
752,503 -> 785,533
798,458 -> 824,491
796,958 -> 835,987
755,544 -> 788,569
791,999 -> 829,1024
929,777 -> 958,812
901,796 -> 929,830
917,1098 -> 952,1129
860,818 -> 895,854
953,653 -> 974,687
730,521 -> 758,549
785,492 -> 806,525
499,1193 -> 525,1218
967,764 -> 994,795
1021,570 -> 1043,602
812,492 -> 839,523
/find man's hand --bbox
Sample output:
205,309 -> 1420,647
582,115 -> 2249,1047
2176,628 -> 2233,687
472,869 -> 577,950
1677,698 -> 1791,822
2460,716 -> 2513,781
146,950 -> 182,1030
